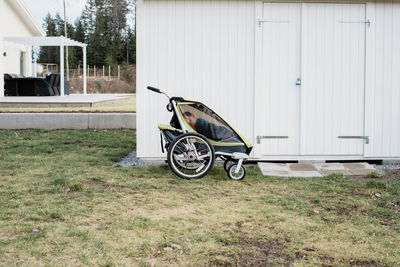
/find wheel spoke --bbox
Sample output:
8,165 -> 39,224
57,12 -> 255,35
195,163 -> 205,173
182,141 -> 190,151
198,152 -> 211,159
174,153 -> 186,161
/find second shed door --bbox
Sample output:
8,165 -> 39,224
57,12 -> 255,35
254,3 -> 366,157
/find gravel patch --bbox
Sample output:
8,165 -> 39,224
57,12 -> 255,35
113,151 -> 225,167
113,151 -> 165,167
373,160 -> 400,170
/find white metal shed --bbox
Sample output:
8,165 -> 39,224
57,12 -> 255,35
136,0 -> 400,161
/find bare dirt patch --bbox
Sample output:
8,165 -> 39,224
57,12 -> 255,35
350,169 -> 400,183
236,236 -> 294,267
70,65 -> 136,94
71,79 -> 133,94
208,221 -> 296,267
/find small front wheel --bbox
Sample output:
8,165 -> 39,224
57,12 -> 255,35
167,133 -> 215,179
227,164 -> 246,180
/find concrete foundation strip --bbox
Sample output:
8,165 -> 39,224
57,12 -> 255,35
0,113 -> 136,130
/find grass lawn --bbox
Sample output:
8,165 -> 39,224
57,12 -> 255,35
0,95 -> 136,113
0,130 -> 399,266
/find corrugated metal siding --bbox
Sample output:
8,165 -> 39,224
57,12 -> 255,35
365,1 -> 400,157
137,0 -> 255,158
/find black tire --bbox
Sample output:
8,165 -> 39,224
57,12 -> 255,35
224,160 -> 235,172
227,164 -> 246,180
167,133 -> 215,179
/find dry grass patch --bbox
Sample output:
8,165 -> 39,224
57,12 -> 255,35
0,130 -> 399,266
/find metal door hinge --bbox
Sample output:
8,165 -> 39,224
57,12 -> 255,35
257,136 -> 288,144
257,18 -> 290,28
339,19 -> 371,28
338,136 -> 370,144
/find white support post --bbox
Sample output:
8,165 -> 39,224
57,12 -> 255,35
60,42 -> 65,96
83,46 -> 87,95
25,47 -> 30,76
32,46 -> 37,77
0,0 -> 3,97
0,41 -> 4,97
33,61 -> 37,78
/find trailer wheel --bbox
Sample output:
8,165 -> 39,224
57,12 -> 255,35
167,133 -> 215,179
227,164 -> 246,180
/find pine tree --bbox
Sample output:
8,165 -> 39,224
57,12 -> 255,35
38,13 -> 77,67
123,27 -> 135,65
39,13 -> 58,64
106,0 -> 130,64
37,0 -> 137,68
72,18 -> 86,67
81,0 -> 133,66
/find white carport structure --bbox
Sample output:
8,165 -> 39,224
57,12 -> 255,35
3,36 -> 87,96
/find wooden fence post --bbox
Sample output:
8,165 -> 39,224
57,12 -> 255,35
118,65 -> 120,81
108,65 -> 111,81
103,65 -> 105,79
78,65 -> 80,77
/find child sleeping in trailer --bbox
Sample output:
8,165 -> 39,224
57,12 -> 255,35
183,111 -> 241,143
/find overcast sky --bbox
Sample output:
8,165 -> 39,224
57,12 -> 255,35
23,0 -> 85,26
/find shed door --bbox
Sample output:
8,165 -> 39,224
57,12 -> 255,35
301,3 -> 366,155
255,3 -> 366,157
254,3 -> 301,156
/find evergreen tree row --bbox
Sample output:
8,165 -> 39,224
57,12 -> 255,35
38,0 -> 136,69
